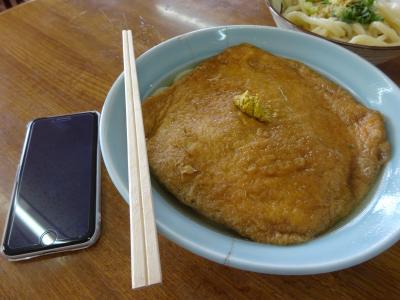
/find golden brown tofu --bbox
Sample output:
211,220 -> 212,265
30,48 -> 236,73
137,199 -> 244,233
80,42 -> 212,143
142,44 -> 390,245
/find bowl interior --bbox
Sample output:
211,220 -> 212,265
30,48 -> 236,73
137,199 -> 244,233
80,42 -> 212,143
100,26 -> 400,274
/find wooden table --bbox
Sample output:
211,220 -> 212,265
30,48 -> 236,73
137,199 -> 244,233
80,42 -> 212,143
0,0 -> 399,298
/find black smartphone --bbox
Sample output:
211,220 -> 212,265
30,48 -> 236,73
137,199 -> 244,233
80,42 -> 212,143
1,112 -> 101,260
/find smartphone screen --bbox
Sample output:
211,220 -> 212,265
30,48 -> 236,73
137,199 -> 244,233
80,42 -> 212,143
2,112 -> 99,256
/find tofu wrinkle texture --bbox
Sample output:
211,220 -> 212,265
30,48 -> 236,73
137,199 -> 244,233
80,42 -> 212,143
142,44 -> 390,245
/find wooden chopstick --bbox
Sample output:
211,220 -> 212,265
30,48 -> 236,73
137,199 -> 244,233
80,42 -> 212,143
122,30 -> 162,289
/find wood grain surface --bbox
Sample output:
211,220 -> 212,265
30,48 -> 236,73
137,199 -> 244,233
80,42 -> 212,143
0,0 -> 399,299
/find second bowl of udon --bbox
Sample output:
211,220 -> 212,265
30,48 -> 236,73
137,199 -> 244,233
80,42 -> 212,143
266,0 -> 400,64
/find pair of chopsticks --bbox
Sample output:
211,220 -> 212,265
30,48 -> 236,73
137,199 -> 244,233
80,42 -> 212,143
122,30 -> 162,289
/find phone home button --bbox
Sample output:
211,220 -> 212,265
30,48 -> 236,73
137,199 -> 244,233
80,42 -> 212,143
40,230 -> 57,246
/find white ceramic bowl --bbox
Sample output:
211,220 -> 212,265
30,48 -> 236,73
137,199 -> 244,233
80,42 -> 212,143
265,0 -> 400,64
100,25 -> 400,274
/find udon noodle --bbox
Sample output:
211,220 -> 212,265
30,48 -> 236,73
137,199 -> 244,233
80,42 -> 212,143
281,0 -> 400,46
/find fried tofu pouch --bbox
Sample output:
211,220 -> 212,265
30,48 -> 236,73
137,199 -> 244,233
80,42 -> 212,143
142,44 -> 389,245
